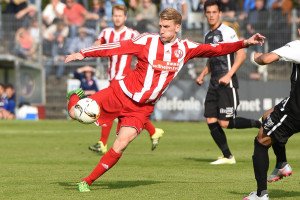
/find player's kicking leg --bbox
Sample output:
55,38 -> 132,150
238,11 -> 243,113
78,126 -> 138,192
144,120 -> 164,151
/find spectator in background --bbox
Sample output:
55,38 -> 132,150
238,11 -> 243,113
4,0 -> 28,14
44,19 -> 69,79
268,0 -> 293,50
0,83 -> 10,120
90,0 -> 106,19
126,0 -> 142,27
28,17 -> 43,45
78,0 -> 90,9
193,0 -> 206,12
42,0 -> 66,26
219,0 -> 236,20
103,0 -> 125,27
63,0 -> 99,38
246,0 -> 268,52
86,0 -> 106,29
14,25 -> 37,60
135,0 -> 158,32
0,84 -> 16,120
68,27 -> 94,54
243,0 -> 256,12
160,0 -> 187,28
43,18 -> 69,56
0,83 -> 5,109
73,65 -> 99,96
15,3 -> 37,28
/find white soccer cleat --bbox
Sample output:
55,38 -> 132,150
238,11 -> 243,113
210,156 -> 236,165
267,163 -> 292,183
151,128 -> 164,151
243,191 -> 269,200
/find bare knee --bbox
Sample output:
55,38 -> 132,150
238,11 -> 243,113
256,129 -> 272,147
218,120 -> 229,128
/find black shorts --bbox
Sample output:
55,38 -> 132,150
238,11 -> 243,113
262,98 -> 300,144
204,87 -> 239,120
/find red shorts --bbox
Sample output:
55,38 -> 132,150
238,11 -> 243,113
90,82 -> 154,133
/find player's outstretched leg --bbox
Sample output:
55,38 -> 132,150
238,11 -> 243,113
144,121 -> 164,151
78,126 -> 138,192
228,117 -> 261,129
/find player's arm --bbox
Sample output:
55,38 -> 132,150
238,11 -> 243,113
196,61 -> 210,85
186,33 -> 265,60
253,40 -> 300,65
252,52 -> 280,65
219,48 -> 246,85
65,40 -> 143,63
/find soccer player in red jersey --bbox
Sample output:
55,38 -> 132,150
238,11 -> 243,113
65,8 -> 265,192
89,5 -> 164,154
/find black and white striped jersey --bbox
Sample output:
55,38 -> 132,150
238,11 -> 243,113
205,23 -> 239,89
272,40 -> 300,119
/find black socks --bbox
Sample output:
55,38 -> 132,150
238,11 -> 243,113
208,122 -> 232,158
252,138 -> 269,196
272,142 -> 287,168
228,117 -> 261,129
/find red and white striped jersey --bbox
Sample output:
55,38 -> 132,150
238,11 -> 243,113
97,26 -> 139,81
81,33 -> 245,104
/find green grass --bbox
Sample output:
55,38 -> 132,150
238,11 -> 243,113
1,120 -> 300,200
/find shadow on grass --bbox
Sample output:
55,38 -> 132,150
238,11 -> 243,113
56,180 -> 161,191
184,157 -> 247,164
184,157 -> 213,163
229,189 -> 300,199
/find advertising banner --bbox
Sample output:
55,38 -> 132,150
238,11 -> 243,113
153,80 -> 290,121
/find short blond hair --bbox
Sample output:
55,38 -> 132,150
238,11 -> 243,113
112,4 -> 127,15
159,8 -> 182,25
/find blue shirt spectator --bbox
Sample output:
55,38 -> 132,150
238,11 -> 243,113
243,0 -> 256,12
4,84 -> 16,114
73,66 -> 99,96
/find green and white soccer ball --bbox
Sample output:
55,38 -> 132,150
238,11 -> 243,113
74,98 -> 100,124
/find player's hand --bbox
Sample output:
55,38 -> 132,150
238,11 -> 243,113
244,33 -> 266,47
218,74 -> 231,86
65,52 -> 84,63
196,76 -> 204,85
66,88 -> 85,100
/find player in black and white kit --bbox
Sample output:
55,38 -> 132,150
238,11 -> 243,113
244,29 -> 300,200
196,0 -> 261,165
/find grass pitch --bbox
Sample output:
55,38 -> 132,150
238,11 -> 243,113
1,120 -> 300,200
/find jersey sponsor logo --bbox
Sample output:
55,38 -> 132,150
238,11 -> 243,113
174,49 -> 183,59
152,60 -> 179,72
220,107 -> 234,117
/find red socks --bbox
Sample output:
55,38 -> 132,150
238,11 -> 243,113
83,148 -> 122,185
100,121 -> 113,145
144,121 -> 155,136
